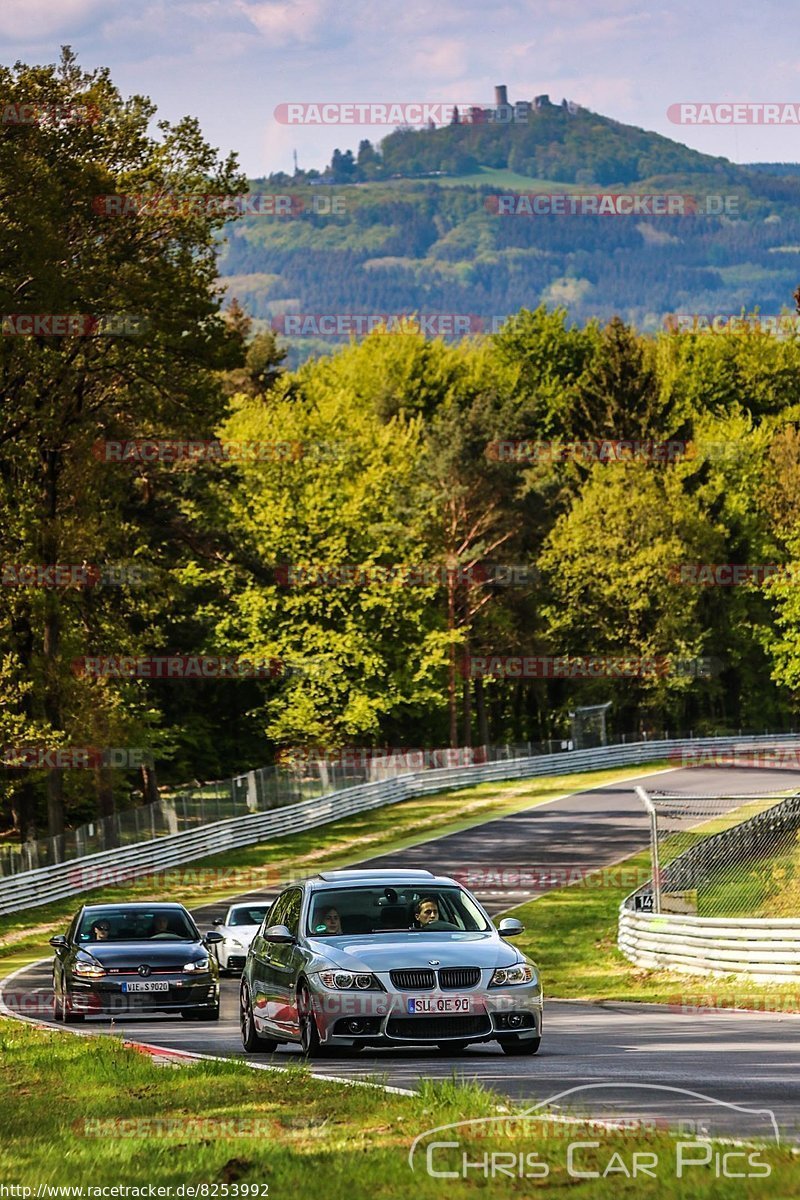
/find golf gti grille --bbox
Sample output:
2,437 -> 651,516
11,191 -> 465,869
438,967 -> 481,989
390,968 -> 435,990
387,1015 -> 491,1040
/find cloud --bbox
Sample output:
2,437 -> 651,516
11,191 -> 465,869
234,0 -> 333,46
0,0 -> 110,41
408,38 -> 469,81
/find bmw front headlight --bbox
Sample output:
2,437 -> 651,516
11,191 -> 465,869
316,970 -> 383,991
489,963 -> 537,987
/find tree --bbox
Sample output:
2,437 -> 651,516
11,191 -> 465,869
0,48 -> 246,837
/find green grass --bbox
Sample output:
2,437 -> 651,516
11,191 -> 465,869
0,761 -> 672,973
691,833 -> 800,918
1,1018 -> 794,1195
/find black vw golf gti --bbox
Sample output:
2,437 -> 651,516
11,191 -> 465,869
50,902 -> 223,1021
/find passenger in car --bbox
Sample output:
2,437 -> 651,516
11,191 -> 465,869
318,906 -> 342,935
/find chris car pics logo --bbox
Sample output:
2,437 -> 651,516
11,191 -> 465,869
409,1083 -> 778,1181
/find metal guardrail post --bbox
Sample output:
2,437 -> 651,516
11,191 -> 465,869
635,784 -> 662,914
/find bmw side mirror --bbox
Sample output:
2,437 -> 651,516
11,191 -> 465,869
498,917 -> 524,937
49,935 -> 68,949
263,924 -> 295,944
204,931 -> 224,944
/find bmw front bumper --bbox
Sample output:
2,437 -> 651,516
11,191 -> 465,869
306,981 -> 543,1046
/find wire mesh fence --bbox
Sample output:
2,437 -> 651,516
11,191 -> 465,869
634,786 -> 800,917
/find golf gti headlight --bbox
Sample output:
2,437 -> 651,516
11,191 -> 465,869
489,963 -> 536,987
74,958 -> 106,979
183,957 -> 210,973
317,970 -> 383,991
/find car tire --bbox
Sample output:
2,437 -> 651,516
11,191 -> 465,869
63,993 -> 85,1024
298,983 -> 326,1058
52,977 -> 63,1022
499,1036 -> 541,1056
182,1004 -> 220,1021
240,983 -> 277,1053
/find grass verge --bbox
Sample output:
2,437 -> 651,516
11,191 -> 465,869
0,1018 -> 794,1195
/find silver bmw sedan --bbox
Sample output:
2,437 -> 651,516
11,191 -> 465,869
239,869 -> 542,1056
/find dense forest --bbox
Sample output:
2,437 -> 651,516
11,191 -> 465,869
5,55 -> 800,844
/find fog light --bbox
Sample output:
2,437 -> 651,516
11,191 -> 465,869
347,1019 -> 363,1034
508,1013 -> 524,1028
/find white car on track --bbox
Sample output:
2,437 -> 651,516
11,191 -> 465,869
213,902 -> 271,974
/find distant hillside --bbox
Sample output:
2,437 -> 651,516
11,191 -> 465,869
744,162 -> 800,178
354,105 -> 735,184
220,103 -> 800,363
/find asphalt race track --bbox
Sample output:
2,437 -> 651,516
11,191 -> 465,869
4,764 -> 800,1142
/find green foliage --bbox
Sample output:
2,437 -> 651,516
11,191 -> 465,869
6,52 -> 800,841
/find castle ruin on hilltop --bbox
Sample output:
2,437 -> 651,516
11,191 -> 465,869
454,84 -> 580,125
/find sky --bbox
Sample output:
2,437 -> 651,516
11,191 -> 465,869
2,0 -> 800,177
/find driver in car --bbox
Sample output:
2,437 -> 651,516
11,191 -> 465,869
414,897 -> 441,927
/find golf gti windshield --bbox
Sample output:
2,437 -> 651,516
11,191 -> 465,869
306,886 -> 491,935
77,908 -> 199,943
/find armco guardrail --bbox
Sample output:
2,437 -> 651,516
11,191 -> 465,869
618,908 -> 800,981
3,732 -> 800,917
619,779 -> 800,982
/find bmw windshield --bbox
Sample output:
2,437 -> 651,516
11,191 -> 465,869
306,885 -> 490,936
